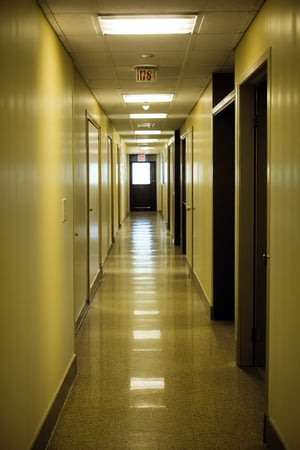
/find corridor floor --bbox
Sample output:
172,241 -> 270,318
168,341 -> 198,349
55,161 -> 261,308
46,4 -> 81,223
47,212 -> 267,450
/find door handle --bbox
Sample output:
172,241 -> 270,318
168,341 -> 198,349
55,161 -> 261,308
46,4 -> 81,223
263,253 -> 270,264
183,202 -> 191,210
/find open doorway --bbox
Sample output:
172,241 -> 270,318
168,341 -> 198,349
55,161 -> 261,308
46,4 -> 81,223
212,99 -> 235,321
236,57 -> 269,369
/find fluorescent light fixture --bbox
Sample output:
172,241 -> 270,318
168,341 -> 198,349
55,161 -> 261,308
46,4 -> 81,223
130,113 -> 167,119
99,15 -> 197,35
123,94 -> 174,103
139,147 -> 155,151
134,130 -> 161,135
124,139 -> 159,144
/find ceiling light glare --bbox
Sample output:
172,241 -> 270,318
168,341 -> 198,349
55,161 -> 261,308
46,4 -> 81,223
98,15 -> 197,35
130,113 -> 167,119
123,94 -> 174,103
130,377 -> 165,390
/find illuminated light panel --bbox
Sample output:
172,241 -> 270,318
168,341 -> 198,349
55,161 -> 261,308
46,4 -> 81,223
133,310 -> 160,315
134,130 -> 161,135
133,330 -> 161,340
98,16 -> 197,35
123,94 -> 174,103
130,113 -> 167,119
130,377 -> 165,390
124,138 -> 159,143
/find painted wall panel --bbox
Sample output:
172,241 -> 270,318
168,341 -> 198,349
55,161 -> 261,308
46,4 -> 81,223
181,82 -> 213,304
0,1 -> 122,448
0,1 -> 74,448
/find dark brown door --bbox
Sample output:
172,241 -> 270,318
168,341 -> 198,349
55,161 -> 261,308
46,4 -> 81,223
253,79 -> 267,367
130,161 -> 157,211
181,137 -> 186,254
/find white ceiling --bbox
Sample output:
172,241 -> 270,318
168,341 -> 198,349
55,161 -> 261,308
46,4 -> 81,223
37,0 -> 265,153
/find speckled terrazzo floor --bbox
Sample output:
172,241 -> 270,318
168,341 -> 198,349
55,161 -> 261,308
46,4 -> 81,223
47,212 -> 268,450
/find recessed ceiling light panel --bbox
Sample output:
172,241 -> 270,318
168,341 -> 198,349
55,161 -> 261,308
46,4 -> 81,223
134,130 -> 161,135
130,113 -> 167,119
123,94 -> 174,103
98,15 -> 197,35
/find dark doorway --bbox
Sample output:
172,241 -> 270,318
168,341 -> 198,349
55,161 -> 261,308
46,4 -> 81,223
130,159 -> 157,211
212,101 -> 235,320
180,137 -> 186,254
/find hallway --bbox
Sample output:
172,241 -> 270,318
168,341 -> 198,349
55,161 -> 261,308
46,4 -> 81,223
47,213 -> 267,450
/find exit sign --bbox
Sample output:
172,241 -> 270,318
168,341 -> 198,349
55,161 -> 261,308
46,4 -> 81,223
136,66 -> 157,82
138,154 -> 146,161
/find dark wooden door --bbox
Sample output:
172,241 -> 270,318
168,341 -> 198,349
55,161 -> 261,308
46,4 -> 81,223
181,137 -> 186,254
253,79 -> 267,367
130,161 -> 157,211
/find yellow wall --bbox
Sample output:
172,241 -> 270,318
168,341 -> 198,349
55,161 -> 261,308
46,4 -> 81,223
235,0 -> 300,448
181,82 -> 213,304
0,1 -> 125,448
0,1 -> 75,448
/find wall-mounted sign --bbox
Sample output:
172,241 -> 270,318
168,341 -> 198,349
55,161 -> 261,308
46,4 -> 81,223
137,154 -> 146,161
135,66 -> 157,82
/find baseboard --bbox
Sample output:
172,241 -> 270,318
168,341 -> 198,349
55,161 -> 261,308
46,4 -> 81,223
90,267 -> 102,300
191,271 -> 211,317
264,415 -> 286,450
75,300 -> 90,335
31,355 -> 77,450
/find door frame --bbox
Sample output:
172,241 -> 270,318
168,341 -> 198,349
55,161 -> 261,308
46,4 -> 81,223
180,128 -> 193,271
86,113 -> 102,302
235,50 -> 271,367
107,135 -> 114,245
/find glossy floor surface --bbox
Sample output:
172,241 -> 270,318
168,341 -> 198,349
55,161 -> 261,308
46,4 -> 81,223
47,212 -> 267,450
